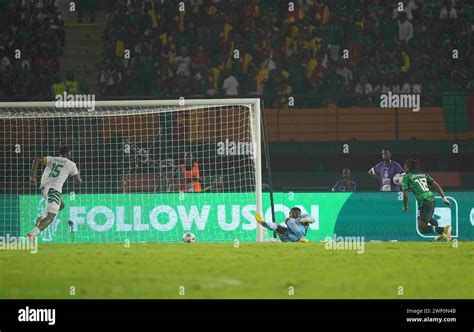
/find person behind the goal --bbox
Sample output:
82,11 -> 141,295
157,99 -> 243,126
27,146 -> 82,240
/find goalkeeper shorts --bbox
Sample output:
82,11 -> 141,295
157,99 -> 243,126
41,187 -> 62,214
279,220 -> 307,242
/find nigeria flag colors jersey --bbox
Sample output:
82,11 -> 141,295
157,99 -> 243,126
402,172 -> 435,203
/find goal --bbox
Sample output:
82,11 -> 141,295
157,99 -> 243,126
0,99 -> 265,243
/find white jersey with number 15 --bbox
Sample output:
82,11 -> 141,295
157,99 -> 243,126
40,156 -> 78,193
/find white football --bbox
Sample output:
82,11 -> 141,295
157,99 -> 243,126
182,232 -> 196,243
393,173 -> 405,186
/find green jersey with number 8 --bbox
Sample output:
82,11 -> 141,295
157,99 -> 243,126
401,172 -> 435,203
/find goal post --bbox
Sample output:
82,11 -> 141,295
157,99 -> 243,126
0,98 -> 266,243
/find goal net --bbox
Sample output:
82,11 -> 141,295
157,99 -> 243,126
0,99 -> 265,243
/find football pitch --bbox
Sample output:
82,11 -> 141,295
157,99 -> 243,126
1,242 -> 473,299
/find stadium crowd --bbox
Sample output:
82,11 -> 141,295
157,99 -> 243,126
0,0 -> 65,98
0,0 -> 473,107
99,0 -> 474,107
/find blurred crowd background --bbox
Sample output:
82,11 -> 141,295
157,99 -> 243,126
0,0 -> 473,107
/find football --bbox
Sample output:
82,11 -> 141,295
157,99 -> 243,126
182,232 -> 196,243
393,173 -> 405,186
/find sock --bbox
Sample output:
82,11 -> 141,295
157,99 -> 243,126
29,227 -> 40,237
266,222 -> 278,231
434,226 -> 445,235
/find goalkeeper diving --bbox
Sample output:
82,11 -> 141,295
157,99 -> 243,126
255,207 -> 315,242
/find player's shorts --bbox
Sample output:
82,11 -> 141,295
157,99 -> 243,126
418,198 -> 435,222
41,187 -> 62,214
278,219 -> 307,242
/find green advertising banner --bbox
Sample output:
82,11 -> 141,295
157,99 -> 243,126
333,192 -> 474,241
17,192 -> 474,243
0,195 -> 19,237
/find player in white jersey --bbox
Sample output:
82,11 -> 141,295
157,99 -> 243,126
27,146 -> 82,240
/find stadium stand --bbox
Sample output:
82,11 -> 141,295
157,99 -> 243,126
97,0 -> 474,107
0,0 -> 65,98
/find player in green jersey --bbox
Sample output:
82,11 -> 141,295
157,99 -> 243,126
401,159 -> 451,241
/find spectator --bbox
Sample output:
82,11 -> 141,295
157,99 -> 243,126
191,45 -> 209,72
368,148 -> 405,192
174,46 -> 192,94
49,73 -> 65,99
276,80 -> 293,108
398,12 -> 414,44
355,75 -> 373,95
336,61 -> 353,90
380,7 -> 399,52
175,46 -> 192,77
380,77 -> 393,93
99,63 -> 122,96
0,47 -> 11,72
325,16 -> 343,62
179,153 -> 202,193
440,1 -> 458,20
221,70 -> 239,96
323,64 -> 345,103
64,72 -> 80,95
332,168 -> 357,192
401,75 -> 422,93
77,0 -> 96,23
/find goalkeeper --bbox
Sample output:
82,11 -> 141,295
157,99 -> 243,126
255,207 -> 314,242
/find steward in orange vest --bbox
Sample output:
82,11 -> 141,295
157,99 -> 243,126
180,153 -> 202,192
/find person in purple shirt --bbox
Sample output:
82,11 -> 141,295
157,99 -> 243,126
332,168 -> 357,192
368,148 -> 404,191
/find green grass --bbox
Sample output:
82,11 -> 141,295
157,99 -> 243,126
0,242 -> 473,299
